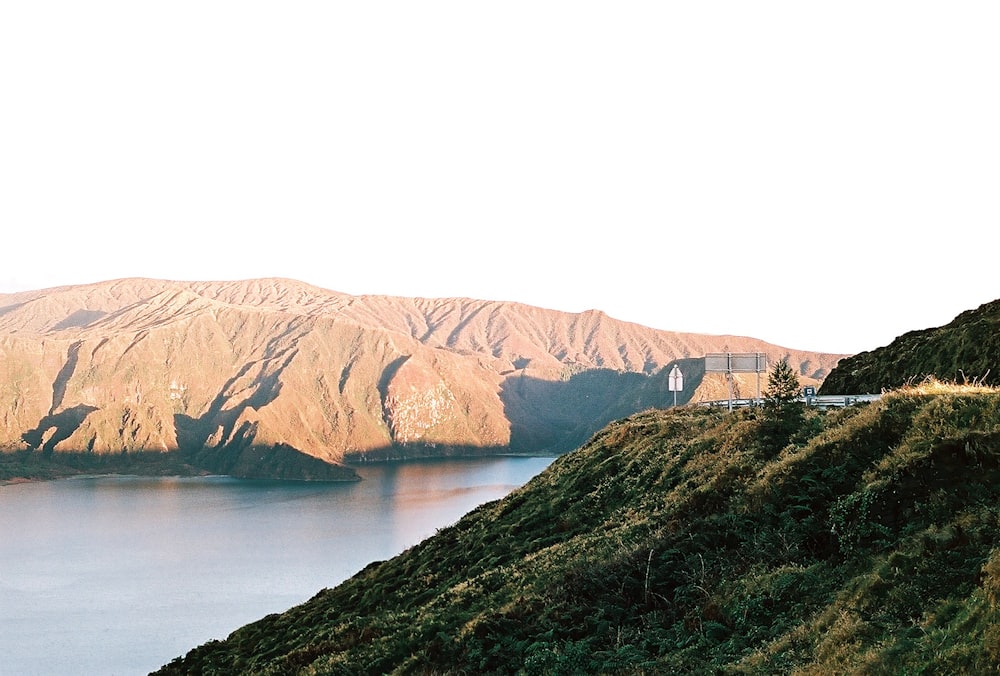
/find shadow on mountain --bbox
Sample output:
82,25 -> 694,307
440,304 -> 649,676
183,438 -> 359,481
174,347 -> 297,457
51,309 -> 108,331
174,412 -> 333,480
377,355 -> 411,403
21,404 -> 100,453
0,301 -> 26,318
50,341 -> 83,413
500,358 -> 705,453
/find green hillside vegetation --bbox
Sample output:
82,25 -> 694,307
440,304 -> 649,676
0,448 -> 202,483
820,298 -> 1000,394
157,380 -> 1000,674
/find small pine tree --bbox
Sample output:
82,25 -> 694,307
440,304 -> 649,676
764,357 -> 801,408
761,357 -> 805,452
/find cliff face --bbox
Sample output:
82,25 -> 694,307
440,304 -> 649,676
0,278 -> 847,477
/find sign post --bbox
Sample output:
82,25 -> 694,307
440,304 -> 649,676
668,364 -> 683,407
704,352 -> 768,410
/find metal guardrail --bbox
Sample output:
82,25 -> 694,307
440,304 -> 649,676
699,394 -> 881,410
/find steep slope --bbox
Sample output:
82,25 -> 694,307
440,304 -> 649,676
156,383 -> 1000,674
820,298 -> 1000,394
0,278 -> 846,479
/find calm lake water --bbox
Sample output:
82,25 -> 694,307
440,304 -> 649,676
0,456 -> 554,676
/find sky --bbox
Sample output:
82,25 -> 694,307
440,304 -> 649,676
2,2 -> 998,355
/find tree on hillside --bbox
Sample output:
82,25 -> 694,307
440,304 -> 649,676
764,357 -> 801,408
761,357 -> 805,451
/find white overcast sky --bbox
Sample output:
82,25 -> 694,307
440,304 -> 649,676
2,2 -> 998,355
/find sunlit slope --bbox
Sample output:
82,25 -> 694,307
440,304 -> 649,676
157,383 -> 1000,674
1,278 -> 846,479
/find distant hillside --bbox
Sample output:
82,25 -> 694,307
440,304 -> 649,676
157,382 -> 1000,674
0,278 -> 845,480
820,298 -> 1000,394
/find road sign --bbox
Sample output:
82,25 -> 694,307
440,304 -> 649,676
704,352 -> 768,410
704,352 -> 767,373
668,365 -> 683,391
668,364 -> 683,407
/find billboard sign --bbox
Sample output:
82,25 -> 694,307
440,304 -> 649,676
704,352 -> 768,373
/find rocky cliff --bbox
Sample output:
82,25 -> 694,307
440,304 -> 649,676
0,278 -> 847,479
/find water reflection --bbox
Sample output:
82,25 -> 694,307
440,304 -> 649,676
0,455 -> 553,676
371,457 -> 545,552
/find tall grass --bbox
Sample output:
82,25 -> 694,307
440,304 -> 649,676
157,384 -> 1000,675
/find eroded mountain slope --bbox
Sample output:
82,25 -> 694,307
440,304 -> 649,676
0,278 -> 847,478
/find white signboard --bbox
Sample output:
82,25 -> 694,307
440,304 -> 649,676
668,365 -> 683,392
668,364 -> 683,407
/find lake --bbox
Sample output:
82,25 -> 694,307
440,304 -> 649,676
0,455 -> 555,675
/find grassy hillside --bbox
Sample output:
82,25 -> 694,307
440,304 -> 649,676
820,298 -> 1000,394
157,381 -> 1000,674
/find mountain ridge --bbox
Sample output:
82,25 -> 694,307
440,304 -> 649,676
0,277 -> 847,480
